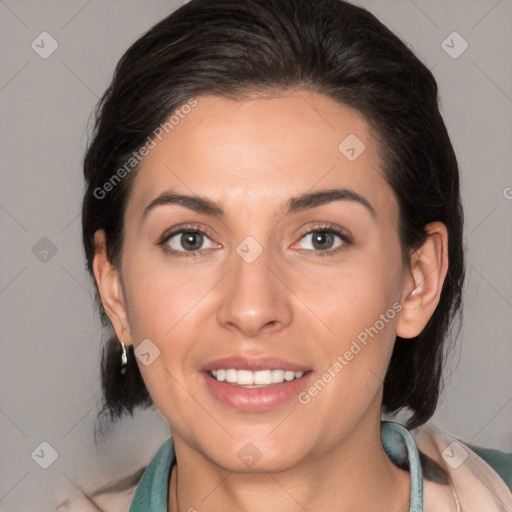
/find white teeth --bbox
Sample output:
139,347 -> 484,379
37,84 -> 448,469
226,369 -> 237,383
271,369 -> 284,383
284,370 -> 295,381
237,370 -> 254,385
254,370 -> 272,385
209,368 -> 305,386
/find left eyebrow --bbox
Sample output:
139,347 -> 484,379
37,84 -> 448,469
286,188 -> 376,218
142,187 -> 376,221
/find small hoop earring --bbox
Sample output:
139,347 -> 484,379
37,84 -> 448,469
120,342 -> 128,375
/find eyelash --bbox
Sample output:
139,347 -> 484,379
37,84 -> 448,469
158,222 -> 352,258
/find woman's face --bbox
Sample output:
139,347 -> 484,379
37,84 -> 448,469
106,91 -> 412,471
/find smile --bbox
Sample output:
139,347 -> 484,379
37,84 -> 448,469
208,368 -> 305,387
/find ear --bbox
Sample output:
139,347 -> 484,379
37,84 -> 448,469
396,222 -> 449,339
92,229 -> 132,346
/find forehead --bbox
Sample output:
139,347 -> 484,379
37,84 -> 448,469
126,91 -> 396,221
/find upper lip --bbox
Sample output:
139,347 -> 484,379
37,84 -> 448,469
201,356 -> 310,373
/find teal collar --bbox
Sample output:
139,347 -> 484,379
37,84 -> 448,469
129,421 -> 423,511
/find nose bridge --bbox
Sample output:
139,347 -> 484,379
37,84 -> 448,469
217,236 -> 292,336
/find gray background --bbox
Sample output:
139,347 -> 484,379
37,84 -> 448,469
1,0 -> 511,510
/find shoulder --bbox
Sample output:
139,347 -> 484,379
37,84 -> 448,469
464,443 -> 512,491
54,438 -> 174,512
411,423 -> 512,511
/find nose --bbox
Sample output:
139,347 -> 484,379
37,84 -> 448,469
216,243 -> 293,338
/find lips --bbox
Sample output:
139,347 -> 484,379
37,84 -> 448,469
202,372 -> 312,410
199,355 -> 313,411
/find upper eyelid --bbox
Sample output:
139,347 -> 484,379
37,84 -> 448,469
160,223 -> 350,249
291,226 -> 351,250
159,223 -> 216,243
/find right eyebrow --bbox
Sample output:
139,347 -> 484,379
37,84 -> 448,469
142,191 -> 224,222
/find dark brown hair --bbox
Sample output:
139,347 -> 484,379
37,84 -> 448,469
82,0 -> 464,433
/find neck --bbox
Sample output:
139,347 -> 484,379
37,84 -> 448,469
168,420 -> 411,512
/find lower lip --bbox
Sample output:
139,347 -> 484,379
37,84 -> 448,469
201,372 -> 312,411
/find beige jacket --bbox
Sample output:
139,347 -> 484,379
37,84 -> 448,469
412,424 -> 512,511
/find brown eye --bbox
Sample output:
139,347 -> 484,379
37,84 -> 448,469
180,232 -> 204,251
163,230 -> 217,254
310,231 -> 336,250
297,229 -> 348,252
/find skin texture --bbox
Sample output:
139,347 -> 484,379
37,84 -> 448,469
93,90 -> 448,512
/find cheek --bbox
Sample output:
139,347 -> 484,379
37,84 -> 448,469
122,252 -> 211,341
300,242 -> 403,379
306,255 -> 401,334
298,263 -> 402,412
120,256 -> 207,414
